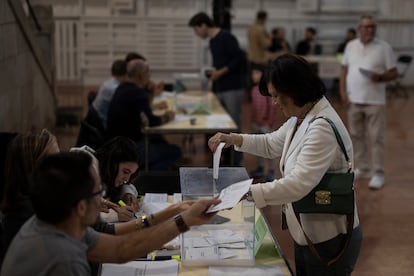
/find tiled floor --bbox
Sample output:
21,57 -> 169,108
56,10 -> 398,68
54,88 -> 414,275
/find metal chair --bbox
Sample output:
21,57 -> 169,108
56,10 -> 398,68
387,54 -> 412,99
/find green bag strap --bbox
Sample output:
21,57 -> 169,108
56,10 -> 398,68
309,116 -> 352,173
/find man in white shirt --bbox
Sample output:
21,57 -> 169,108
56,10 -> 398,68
92,60 -> 127,129
340,15 -> 398,189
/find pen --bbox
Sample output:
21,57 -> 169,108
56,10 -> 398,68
135,255 -> 180,261
153,255 -> 180,261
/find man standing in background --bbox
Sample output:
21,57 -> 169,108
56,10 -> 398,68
247,11 -> 271,66
340,15 -> 398,189
188,12 -> 245,166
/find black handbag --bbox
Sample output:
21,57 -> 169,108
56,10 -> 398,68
292,116 -> 355,267
292,117 -> 354,214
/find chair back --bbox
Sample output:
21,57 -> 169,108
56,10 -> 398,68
396,54 -> 412,78
75,106 -> 106,150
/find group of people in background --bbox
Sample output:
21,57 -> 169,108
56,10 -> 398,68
0,10 -> 398,276
82,52 -> 182,171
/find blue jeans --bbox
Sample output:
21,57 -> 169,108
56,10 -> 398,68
294,226 -> 363,276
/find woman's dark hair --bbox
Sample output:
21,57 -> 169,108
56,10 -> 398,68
31,152 -> 95,224
259,53 -> 326,107
2,129 -> 57,211
95,136 -> 140,201
188,12 -> 214,28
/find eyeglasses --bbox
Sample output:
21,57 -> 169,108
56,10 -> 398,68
360,24 -> 376,29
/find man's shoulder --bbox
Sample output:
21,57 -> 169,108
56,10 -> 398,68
113,83 -> 146,99
215,29 -> 236,40
5,217 -> 87,259
372,38 -> 393,49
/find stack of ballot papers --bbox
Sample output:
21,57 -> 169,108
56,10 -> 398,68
101,260 -> 178,276
184,229 -> 247,260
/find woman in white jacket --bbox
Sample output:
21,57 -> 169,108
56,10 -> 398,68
209,54 -> 362,275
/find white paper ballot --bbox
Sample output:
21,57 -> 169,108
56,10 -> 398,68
213,142 -> 225,180
101,260 -> 178,276
208,265 -> 285,276
206,179 -> 253,213
359,67 -> 375,78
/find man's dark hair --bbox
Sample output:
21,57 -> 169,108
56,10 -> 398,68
259,53 -> 325,107
125,52 -> 146,63
31,152 -> 96,224
188,12 -> 214,28
348,28 -> 356,36
111,59 -> 127,77
257,11 -> 267,20
306,27 -> 317,35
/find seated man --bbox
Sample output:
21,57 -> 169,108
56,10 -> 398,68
125,52 -> 167,110
92,59 -> 127,129
0,152 -> 220,276
107,59 -> 182,170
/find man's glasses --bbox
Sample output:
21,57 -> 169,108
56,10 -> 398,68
360,24 -> 376,29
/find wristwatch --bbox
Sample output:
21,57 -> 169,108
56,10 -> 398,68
174,214 -> 190,233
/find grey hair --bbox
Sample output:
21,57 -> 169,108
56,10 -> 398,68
127,59 -> 148,78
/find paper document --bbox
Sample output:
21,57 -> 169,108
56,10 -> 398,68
206,179 -> 253,213
359,67 -> 375,78
101,260 -> 178,276
143,193 -> 168,203
213,142 -> 225,180
141,202 -> 171,215
141,193 -> 170,215
208,265 -> 285,276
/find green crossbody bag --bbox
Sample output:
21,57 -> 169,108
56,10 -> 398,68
292,117 -> 355,215
292,116 -> 355,267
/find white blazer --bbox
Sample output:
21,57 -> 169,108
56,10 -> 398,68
238,96 -> 360,245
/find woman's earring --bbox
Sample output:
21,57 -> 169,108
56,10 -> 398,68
123,180 -> 128,184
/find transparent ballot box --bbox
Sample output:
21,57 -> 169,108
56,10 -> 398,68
179,167 -> 255,267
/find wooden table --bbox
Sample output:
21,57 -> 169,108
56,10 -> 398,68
143,91 -> 238,170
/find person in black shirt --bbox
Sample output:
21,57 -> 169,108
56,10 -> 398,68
107,59 -> 181,170
295,27 -> 322,55
336,28 -> 356,54
269,27 -> 291,54
188,12 -> 245,166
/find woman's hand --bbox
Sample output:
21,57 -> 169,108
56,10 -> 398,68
113,205 -> 136,222
101,198 -> 119,213
208,132 -> 241,153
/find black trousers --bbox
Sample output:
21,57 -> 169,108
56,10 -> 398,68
294,226 -> 362,276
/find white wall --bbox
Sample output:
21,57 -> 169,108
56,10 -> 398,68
31,0 -> 414,86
